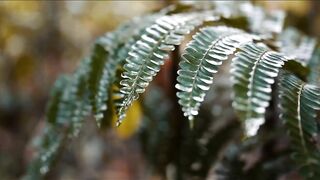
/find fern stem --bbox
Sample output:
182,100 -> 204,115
245,50 -> 268,136
297,82 -> 307,153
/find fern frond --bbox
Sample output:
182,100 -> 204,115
194,1 -> 285,34
279,72 -> 320,179
231,43 -> 286,137
308,48 -> 320,85
27,61 -> 93,178
117,13 -> 214,125
246,6 -> 285,35
87,14 -> 161,127
216,2 -> 287,36
87,43 -> 109,124
24,126 -> 65,180
46,75 -> 70,125
25,76 -> 70,179
87,32 -> 130,126
279,27 -> 316,64
64,58 -> 91,136
176,26 -> 258,122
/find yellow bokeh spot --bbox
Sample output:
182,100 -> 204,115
112,101 -> 143,139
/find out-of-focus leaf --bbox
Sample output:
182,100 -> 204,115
279,27 -> 316,64
308,48 -> 320,85
283,60 -> 310,81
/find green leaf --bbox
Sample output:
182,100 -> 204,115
117,13 -> 214,125
279,27 -> 316,64
87,43 -> 109,124
87,14 -> 161,127
246,6 -> 285,34
24,125 -> 66,180
231,43 -> 286,136
279,72 -> 320,179
46,75 -> 70,124
176,26 -> 258,122
282,60 -> 310,81
63,58 -> 91,136
308,48 -> 320,85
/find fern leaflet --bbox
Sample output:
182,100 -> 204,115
117,13 -> 215,125
63,58 -> 91,136
231,43 -> 286,136
87,14 -> 162,126
25,76 -> 70,179
308,48 -> 320,85
46,75 -> 69,124
279,72 -> 320,179
279,27 -> 316,64
176,26 -> 257,122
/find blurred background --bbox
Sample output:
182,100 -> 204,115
0,1 -> 319,180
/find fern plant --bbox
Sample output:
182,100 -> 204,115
279,72 -> 320,179
25,2 -> 320,180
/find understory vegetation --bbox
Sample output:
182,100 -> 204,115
25,2 -> 320,180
